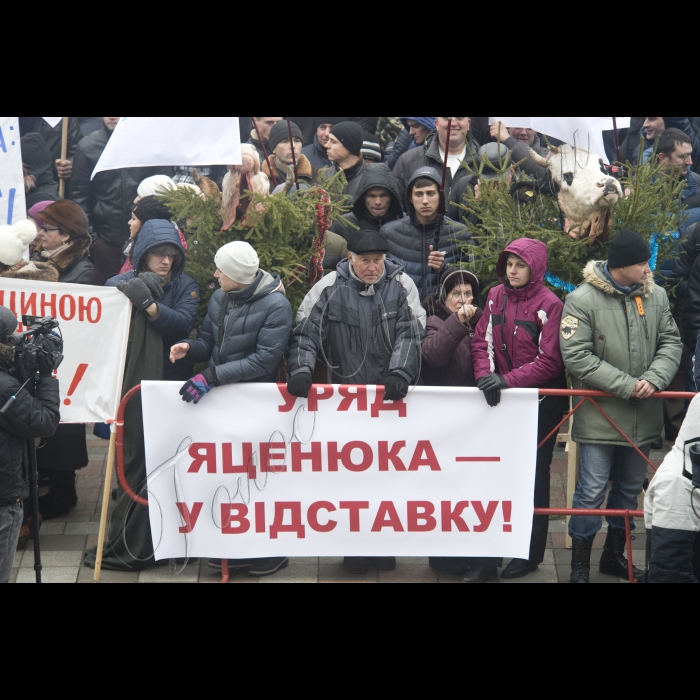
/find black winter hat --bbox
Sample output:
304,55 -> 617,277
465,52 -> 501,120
331,122 -> 364,157
439,267 -> 480,300
347,230 -> 390,255
315,117 -> 347,129
0,307 -> 18,344
608,229 -> 651,269
133,196 -> 172,225
269,121 -> 303,152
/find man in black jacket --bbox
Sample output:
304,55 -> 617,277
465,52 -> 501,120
0,308 -> 61,584
70,117 -> 173,284
393,117 -> 479,200
329,166 -> 403,241
18,117 -> 82,184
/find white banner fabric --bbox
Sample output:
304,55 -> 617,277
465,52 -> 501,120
142,383 -> 540,560
489,117 -> 631,159
42,117 -> 63,128
0,117 -> 27,226
92,117 -> 242,179
0,278 -> 131,423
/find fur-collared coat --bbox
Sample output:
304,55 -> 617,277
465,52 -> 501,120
561,260 -> 683,447
34,238 -> 98,286
0,260 -> 60,283
262,153 -> 318,192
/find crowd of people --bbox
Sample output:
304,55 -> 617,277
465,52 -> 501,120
1,116 -> 699,585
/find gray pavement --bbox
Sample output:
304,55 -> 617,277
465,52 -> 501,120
9,429 -> 668,584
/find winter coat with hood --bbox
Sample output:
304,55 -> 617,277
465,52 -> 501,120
184,271 -> 292,385
473,239 -> 566,390
287,257 -> 426,386
329,166 -> 404,241
302,135 -> 332,170
392,130 -> 480,201
561,260 -> 682,447
380,167 -> 472,302
421,268 -> 482,387
21,134 -> 61,209
384,118 -> 436,171
70,122 -> 173,249
106,219 -> 199,380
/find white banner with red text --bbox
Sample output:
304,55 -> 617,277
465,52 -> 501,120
0,277 -> 131,423
142,382 -> 540,560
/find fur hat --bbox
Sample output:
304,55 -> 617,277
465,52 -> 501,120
38,200 -> 90,242
0,220 -> 40,267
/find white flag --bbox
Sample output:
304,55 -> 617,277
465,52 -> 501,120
489,117 -> 612,159
92,117 -> 242,179
42,117 -> 63,128
0,117 -> 27,225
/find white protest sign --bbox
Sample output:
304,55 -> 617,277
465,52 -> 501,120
92,117 -> 242,179
0,278 -> 131,423
142,383 -> 539,560
602,117 -> 631,131
0,117 -> 27,225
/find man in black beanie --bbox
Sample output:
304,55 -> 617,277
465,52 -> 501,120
560,229 -> 683,584
302,118 -> 348,169
322,121 -> 370,202
260,121 -> 318,192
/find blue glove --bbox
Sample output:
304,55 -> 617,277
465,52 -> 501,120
180,369 -> 217,405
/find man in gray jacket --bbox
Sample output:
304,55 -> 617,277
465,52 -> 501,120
170,240 -> 293,579
286,230 -> 426,575
560,230 -> 683,584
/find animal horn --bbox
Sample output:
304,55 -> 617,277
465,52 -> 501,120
528,149 -> 549,168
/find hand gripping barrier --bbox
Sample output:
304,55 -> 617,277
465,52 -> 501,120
115,385 -> 697,584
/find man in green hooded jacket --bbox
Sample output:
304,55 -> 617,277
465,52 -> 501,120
560,230 -> 682,584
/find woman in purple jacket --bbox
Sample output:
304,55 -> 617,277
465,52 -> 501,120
471,238 -> 567,583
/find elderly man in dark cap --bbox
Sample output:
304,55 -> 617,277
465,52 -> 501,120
286,229 -> 425,575
561,229 -> 683,584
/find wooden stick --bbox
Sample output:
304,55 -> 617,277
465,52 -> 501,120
59,117 -> 69,199
93,429 -> 117,582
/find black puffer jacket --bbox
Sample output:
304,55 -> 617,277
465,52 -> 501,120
392,131 -> 480,200
380,167 -> 473,302
673,221 -> 700,299
21,134 -> 61,209
330,166 -> 403,241
321,159 -> 373,203
70,123 -> 172,248
185,271 -> 292,385
287,258 -> 426,385
0,360 -> 60,501
683,253 -> 700,349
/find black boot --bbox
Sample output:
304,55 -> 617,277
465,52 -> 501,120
462,564 -> 499,584
570,538 -> 593,584
38,470 -> 78,520
599,528 -> 645,581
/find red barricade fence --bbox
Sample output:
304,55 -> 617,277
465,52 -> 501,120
114,386 -> 697,584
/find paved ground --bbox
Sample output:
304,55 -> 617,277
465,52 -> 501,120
9,429 -> 669,584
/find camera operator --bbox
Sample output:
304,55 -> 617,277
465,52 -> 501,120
0,308 -> 60,584
645,394 -> 700,583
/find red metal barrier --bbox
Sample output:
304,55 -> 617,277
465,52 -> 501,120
114,386 -> 696,584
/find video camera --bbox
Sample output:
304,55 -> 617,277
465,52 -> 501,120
7,316 -> 64,378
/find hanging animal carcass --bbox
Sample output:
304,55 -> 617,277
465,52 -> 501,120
529,145 -> 623,243
221,144 -> 270,231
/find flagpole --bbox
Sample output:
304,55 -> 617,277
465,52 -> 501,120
612,116 -> 622,164
286,118 -> 300,192
437,118 -> 452,251
59,117 -> 69,198
252,119 -> 278,188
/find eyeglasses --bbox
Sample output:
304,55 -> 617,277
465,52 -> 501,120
41,226 -> 59,233
449,291 -> 474,302
150,253 -> 175,261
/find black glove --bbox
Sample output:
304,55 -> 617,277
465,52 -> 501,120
287,373 -> 313,399
138,272 -> 165,301
384,374 -> 409,402
477,374 -> 508,408
37,338 -> 55,378
116,278 -> 156,312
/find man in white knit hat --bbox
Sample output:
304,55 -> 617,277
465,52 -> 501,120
169,240 -> 293,578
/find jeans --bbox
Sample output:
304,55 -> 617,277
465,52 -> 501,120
569,444 -> 650,541
0,502 -> 23,584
